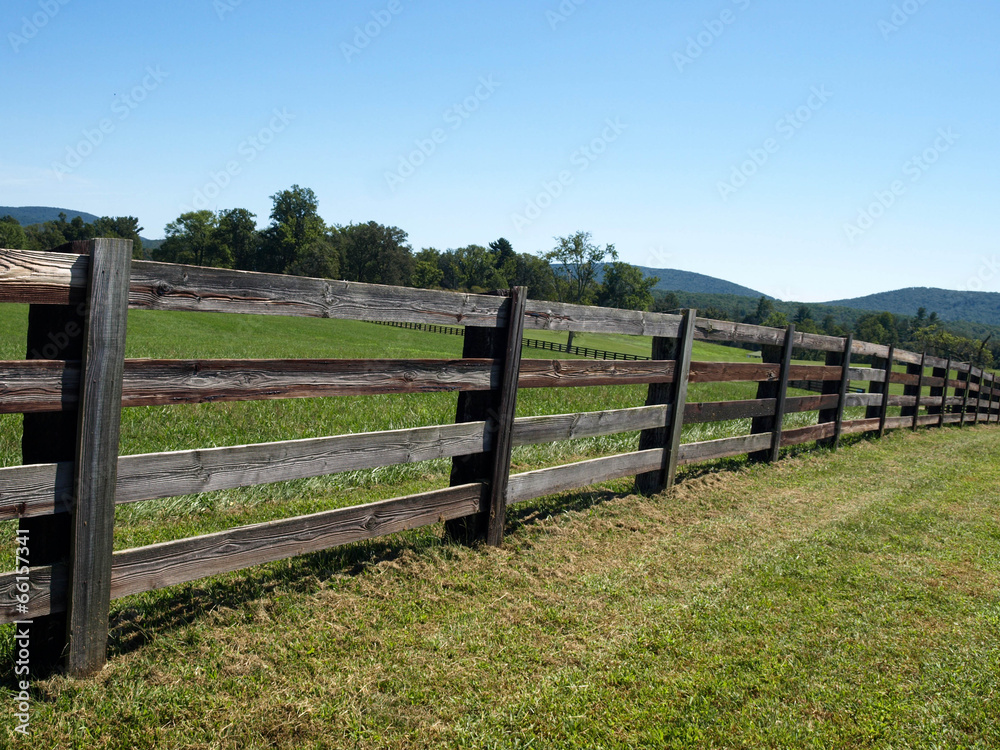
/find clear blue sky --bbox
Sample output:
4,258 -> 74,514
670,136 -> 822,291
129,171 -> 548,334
2,0 -> 997,301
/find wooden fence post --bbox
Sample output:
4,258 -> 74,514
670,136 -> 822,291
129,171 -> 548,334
986,373 -> 997,423
900,358 -> 923,426
957,368 -> 970,427
928,358 -> 951,427
64,238 -> 132,678
818,335 -> 852,449
635,309 -> 696,495
831,335 -> 853,449
445,288 -> 526,546
17,241 -> 91,676
879,346 -> 895,438
746,325 -> 794,463
867,345 -> 895,438
973,368 -> 983,425
911,353 -> 926,431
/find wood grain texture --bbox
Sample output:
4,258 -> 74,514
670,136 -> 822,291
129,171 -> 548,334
883,416 -> 913,430
785,394 -> 840,413
512,406 -> 668,446
684,399 -> 776,423
486,288 -> 527,546
522,299 -> 682,337
109,484 -> 484,600
508,450 -> 664,505
0,563 -> 66,625
518,359 -> 676,388
677,433 -> 772,465
840,418 -> 882,436
0,248 -> 88,305
0,360 -> 78,413
117,422 -> 490,505
0,462 -> 72,521
130,259 -> 508,326
635,334 -> 679,495
780,422 -> 836,447
66,238 -> 132,678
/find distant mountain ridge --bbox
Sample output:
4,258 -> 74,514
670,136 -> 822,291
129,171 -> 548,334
825,287 -> 1000,328
0,206 -> 102,226
589,263 -> 767,299
0,205 -> 163,245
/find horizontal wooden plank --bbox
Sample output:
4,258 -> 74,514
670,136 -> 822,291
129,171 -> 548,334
0,360 -> 78,414
109,483 -> 484,600
118,359 -> 497,407
883,416 -> 913,430
518,359 -> 675,388
115,423 -> 489,505
0,248 -> 88,305
785,394 -> 839,413
0,423 -> 490,519
507,450 -> 663,504
523,300 -> 682,337
130,259 -> 508,326
0,563 -> 66,625
676,433 -> 771,465
511,406 -> 667,446
840,418 -> 882,436
0,462 -> 73,521
846,367 -> 885,382
688,361 -> 781,383
915,415 -> 940,427
684,399 -> 776,423
845,393 -> 883,408
0,358 -> 498,413
942,414 -> 963,424
780,422 -> 836,447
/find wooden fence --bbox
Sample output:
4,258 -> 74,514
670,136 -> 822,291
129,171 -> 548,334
1,240 -> 997,677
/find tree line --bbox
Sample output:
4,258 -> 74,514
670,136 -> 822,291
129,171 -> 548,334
0,213 -> 144,257
659,292 -> 996,367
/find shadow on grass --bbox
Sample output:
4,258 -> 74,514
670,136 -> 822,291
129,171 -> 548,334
0,432 -> 884,688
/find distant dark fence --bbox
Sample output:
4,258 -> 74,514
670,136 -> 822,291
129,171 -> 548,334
1,240 -> 996,678
374,319 -> 650,361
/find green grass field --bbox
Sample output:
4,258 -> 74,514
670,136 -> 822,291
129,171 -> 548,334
3,425 -> 998,748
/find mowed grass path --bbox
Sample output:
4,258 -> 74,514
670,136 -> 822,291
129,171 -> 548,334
2,426 -> 998,748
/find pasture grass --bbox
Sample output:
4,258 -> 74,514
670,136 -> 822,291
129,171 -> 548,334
2,426 -> 998,747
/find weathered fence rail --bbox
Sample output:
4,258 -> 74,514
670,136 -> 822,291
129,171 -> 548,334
1,242 -> 997,677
